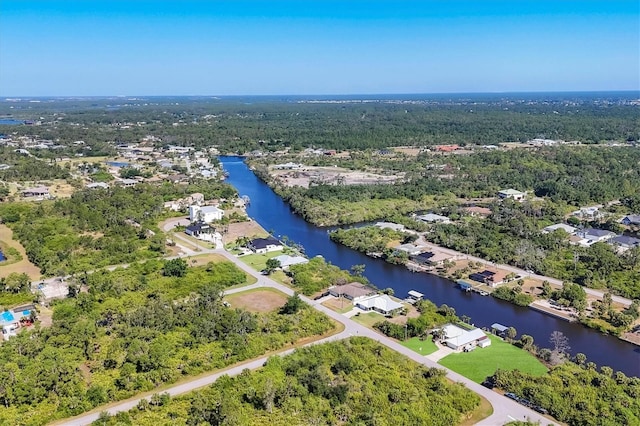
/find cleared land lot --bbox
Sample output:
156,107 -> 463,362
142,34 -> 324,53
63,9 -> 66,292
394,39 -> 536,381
0,224 -> 40,280
400,336 -> 439,355
438,335 -> 548,383
224,288 -> 288,313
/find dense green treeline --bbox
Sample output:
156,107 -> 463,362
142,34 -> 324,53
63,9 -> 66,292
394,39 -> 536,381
0,182 -> 237,275
491,362 -> 640,426
2,97 -> 638,153
92,338 -> 481,426
258,147 -> 640,225
0,148 -> 69,181
0,260 -> 333,425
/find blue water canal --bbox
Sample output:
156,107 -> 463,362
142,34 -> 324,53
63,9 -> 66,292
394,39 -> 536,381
220,156 -> 640,377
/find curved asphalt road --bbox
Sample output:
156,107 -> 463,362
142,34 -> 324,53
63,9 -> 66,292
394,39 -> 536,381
57,245 -> 557,426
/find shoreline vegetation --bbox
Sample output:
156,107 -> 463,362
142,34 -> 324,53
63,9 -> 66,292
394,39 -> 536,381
245,163 -> 640,343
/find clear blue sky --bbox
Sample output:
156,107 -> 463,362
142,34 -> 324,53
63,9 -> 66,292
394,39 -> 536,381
0,1 -> 638,96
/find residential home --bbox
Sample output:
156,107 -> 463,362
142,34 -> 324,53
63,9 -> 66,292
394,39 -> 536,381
609,235 -> 640,253
541,223 -> 577,235
189,205 -> 224,223
621,215 -> 640,226
86,182 -> 109,189
272,254 -> 309,269
440,324 -> 491,351
248,237 -> 283,254
572,206 -> 603,220
498,189 -> 526,201
374,222 -> 406,231
355,294 -> 404,316
410,251 -> 454,267
434,144 -> 460,152
576,228 -> 616,246
118,178 -> 138,188
21,186 -> 51,199
394,243 -> 424,255
416,213 -> 451,224
329,282 -> 377,301
185,222 -> 217,242
461,206 -> 492,217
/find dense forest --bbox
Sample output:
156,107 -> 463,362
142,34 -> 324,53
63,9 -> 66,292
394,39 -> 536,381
1,94 -> 638,154
255,146 -> 640,226
0,259 -> 334,425
92,337 -> 481,426
491,361 -> 640,426
0,181 -> 237,275
0,148 -> 70,181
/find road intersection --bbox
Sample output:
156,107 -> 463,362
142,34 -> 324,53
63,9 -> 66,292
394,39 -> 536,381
58,244 -> 557,426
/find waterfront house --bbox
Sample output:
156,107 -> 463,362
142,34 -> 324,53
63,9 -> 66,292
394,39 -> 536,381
440,324 -> 491,351
248,237 -> 283,254
374,222 -> 406,231
410,251 -> 454,267
355,294 -> 404,316
394,243 -> 424,255
407,290 -> 424,302
329,282 -> 376,301
272,254 -> 309,269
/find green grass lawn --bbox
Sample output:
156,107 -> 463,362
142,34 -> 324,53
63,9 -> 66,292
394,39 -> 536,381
400,336 -> 438,355
352,311 -> 386,328
438,335 -> 548,383
238,251 -> 284,272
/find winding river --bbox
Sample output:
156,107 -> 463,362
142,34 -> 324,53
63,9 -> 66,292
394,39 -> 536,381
220,156 -> 640,377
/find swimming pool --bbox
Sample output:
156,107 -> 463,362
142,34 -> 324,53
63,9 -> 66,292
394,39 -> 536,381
106,161 -> 130,168
1,311 -> 15,323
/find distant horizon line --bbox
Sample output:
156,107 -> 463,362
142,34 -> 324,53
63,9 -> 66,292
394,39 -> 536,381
1,89 -> 639,99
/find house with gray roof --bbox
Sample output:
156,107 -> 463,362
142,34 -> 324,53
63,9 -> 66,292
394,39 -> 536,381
609,235 -> 640,252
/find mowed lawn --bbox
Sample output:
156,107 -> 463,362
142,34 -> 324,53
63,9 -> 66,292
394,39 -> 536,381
400,336 -> 438,355
438,335 -> 548,383
239,251 -> 283,272
352,311 -> 386,328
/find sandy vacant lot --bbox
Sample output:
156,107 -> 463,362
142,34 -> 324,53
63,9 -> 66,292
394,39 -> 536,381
224,289 -> 287,313
0,224 -> 41,280
223,220 -> 268,244
271,166 -> 404,189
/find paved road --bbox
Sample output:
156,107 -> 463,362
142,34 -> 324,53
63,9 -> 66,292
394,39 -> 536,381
58,248 -> 557,426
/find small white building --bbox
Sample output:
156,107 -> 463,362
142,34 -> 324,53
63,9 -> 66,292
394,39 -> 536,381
374,222 -> 406,231
498,189 -> 525,201
416,213 -> 451,224
87,182 -> 109,190
541,223 -> 577,235
189,205 -> 224,223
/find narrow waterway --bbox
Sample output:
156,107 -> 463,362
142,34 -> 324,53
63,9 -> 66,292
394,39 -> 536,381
220,156 -> 640,377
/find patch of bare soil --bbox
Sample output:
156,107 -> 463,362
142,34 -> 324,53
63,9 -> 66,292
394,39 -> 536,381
225,290 -> 287,313
223,220 -> 268,244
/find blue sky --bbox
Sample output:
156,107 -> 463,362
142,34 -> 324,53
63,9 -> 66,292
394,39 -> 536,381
0,1 -> 638,96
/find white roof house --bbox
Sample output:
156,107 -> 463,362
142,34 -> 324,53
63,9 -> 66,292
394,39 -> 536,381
498,189 -> 525,200
542,223 -> 577,234
189,205 -> 224,223
272,254 -> 309,269
356,294 -> 404,315
441,324 -> 490,351
416,213 -> 451,224
87,182 -> 109,189
374,222 -> 406,231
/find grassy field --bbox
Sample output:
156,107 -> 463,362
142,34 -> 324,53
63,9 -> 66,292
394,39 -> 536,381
438,335 -> 548,383
400,336 -> 438,355
352,311 -> 386,328
238,251 -> 284,272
